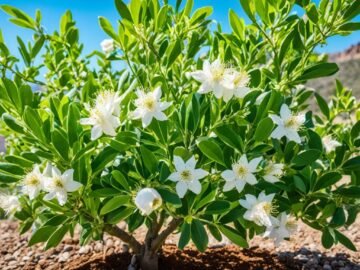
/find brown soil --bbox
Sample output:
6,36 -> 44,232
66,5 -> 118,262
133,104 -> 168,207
1,220 -> 360,270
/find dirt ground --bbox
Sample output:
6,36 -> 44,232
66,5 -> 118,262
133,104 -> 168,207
0,219 -> 359,270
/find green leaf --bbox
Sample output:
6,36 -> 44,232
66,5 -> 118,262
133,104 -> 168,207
0,162 -> 24,175
293,176 -> 307,193
197,138 -> 225,166
321,227 -> 334,248
156,188 -> 182,206
342,157 -> 360,172
240,0 -> 255,21
23,107 -> 46,142
2,78 -> 21,111
254,117 -> 274,142
45,225 -> 69,250
100,195 -> 130,215
214,125 -> 243,152
167,39 -> 182,67
0,171 -> 22,183
90,188 -> 122,197
313,172 -> 342,191
182,0 -> 193,17
305,3 -> 319,23
51,129 -> 69,160
140,145 -> 158,174
299,63 -> 339,80
338,22 -> 360,32
114,0 -> 133,22
2,113 -> 24,133
111,170 -> 130,191
178,222 -> 191,250
67,103 -> 81,147
334,186 -> 360,198
106,207 -> 134,224
292,149 -> 321,167
219,225 -> 248,248
331,207 -> 346,227
191,220 -> 208,252
204,200 -> 230,215
229,9 -> 245,40
335,230 -> 357,251
98,16 -> 118,41
29,226 -> 56,246
315,93 -> 330,119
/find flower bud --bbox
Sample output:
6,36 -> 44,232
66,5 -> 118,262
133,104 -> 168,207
134,188 -> 162,215
100,39 -> 115,54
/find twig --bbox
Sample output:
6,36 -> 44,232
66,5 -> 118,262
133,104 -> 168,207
151,218 -> 183,252
104,224 -> 142,254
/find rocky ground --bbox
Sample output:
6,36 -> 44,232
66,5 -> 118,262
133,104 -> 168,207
0,219 -> 359,270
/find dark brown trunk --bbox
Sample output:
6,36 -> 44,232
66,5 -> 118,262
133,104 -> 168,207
139,250 -> 159,270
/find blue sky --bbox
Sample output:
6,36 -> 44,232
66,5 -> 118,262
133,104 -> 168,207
0,0 -> 359,58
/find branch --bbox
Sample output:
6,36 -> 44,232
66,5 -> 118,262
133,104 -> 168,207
151,218 -> 183,252
104,224 -> 142,254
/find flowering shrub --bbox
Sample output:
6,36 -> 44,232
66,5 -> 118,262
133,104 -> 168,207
0,0 -> 360,269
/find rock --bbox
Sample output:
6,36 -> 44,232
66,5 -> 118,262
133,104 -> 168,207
58,252 -> 70,262
22,256 -> 30,261
63,245 -> 73,252
38,259 -> 46,266
106,247 -> 115,256
105,239 -> 114,247
78,246 -> 90,254
94,243 -> 103,253
323,265 -> 332,270
294,254 -> 308,263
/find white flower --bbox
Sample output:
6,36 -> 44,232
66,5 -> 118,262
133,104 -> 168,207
134,188 -> 162,215
22,165 -> 44,200
80,71 -> 87,78
263,161 -> 284,183
224,70 -> 251,101
322,135 -> 341,153
100,39 -> 115,54
168,156 -> 208,198
221,155 -> 262,193
44,167 -> 82,206
80,91 -> 121,140
190,59 -> 233,101
131,87 -> 172,128
264,212 -> 297,245
0,193 -> 20,215
95,90 -> 122,117
270,104 -> 305,144
239,192 -> 276,227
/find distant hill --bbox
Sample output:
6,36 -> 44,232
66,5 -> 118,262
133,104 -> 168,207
308,44 -> 360,100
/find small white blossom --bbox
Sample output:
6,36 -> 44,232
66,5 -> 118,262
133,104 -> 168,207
263,162 -> 284,183
221,155 -> 262,193
22,165 -> 44,200
80,91 -> 121,140
44,167 -> 82,206
168,156 -> 208,198
270,104 -> 305,144
190,59 -> 233,101
95,90 -> 122,117
264,212 -> 297,245
224,70 -> 251,101
100,39 -> 115,54
0,193 -> 20,215
131,87 -> 171,128
80,71 -> 87,78
135,188 -> 162,215
322,135 -> 341,153
239,192 -> 276,227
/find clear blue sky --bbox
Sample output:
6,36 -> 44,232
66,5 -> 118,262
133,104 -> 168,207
0,0 -> 359,58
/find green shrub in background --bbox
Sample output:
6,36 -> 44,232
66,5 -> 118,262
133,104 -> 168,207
0,0 -> 360,269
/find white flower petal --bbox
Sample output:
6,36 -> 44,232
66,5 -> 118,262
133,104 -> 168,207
65,181 -> 82,192
188,180 -> 202,194
223,180 -> 235,192
193,168 -> 208,180
168,172 -> 181,182
280,104 -> 291,119
221,170 -> 236,182
245,173 -> 257,185
176,181 -> 188,198
235,180 -> 246,193
91,125 -> 103,140
248,157 -> 262,172
173,156 -> 186,171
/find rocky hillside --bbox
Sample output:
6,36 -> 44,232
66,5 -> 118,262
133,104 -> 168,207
308,44 -> 360,99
